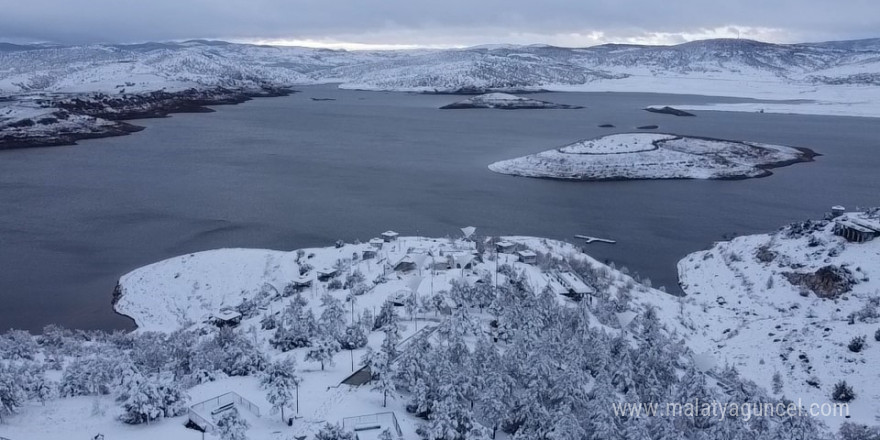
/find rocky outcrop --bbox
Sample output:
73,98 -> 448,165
784,265 -> 857,298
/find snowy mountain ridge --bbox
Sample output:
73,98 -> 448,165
2,37 -> 880,95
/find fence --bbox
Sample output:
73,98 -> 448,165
342,412 -> 403,438
188,391 -> 261,433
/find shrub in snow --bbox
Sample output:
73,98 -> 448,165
195,327 -> 266,376
772,371 -> 784,394
848,335 -> 867,353
344,270 -> 366,289
60,355 -> 122,396
314,422 -> 355,440
875,328 -> 880,342
215,408 -> 250,440
0,364 -> 27,422
338,324 -> 368,350
838,422 -> 880,440
832,380 -> 856,403
327,279 -> 343,290
0,329 -> 38,361
298,263 -> 313,276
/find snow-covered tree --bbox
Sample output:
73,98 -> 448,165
314,422 -> 355,440
215,408 -> 250,440
372,300 -> 400,332
120,377 -> 163,424
261,356 -> 301,421
305,338 -> 341,371
271,299 -> 319,351
338,324 -> 368,350
0,329 -> 38,360
320,293 -> 348,339
0,363 -> 26,422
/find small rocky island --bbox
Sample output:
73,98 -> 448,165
440,92 -> 583,109
645,105 -> 696,116
488,132 -> 816,180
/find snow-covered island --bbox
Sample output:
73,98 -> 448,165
488,132 -> 816,181
6,230 -> 871,439
677,208 -> 880,428
439,92 -> 583,110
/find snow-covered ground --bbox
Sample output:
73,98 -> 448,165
2,234 -> 678,439
488,133 -> 812,181
439,92 -> 582,109
676,210 -> 880,429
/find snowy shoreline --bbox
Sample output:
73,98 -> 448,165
0,85 -> 293,150
489,133 -> 817,181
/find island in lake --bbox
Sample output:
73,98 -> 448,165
440,92 -> 583,109
488,132 -> 816,181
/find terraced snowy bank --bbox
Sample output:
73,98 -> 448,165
488,132 -> 816,181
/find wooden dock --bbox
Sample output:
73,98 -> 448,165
575,234 -> 616,244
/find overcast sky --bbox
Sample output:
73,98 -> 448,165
1,0 -> 878,49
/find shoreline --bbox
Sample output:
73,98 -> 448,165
0,85 -> 296,151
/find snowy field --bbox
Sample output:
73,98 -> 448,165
488,133 -> 812,181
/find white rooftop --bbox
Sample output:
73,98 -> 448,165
214,309 -> 242,321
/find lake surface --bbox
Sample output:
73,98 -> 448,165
1,84 -> 878,332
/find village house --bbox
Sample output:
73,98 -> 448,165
317,267 -> 339,281
517,250 -> 537,265
496,240 -> 517,254
210,309 -> 242,327
381,230 -> 399,242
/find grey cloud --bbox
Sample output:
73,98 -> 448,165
1,0 -> 877,45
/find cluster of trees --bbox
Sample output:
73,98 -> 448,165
0,323 -> 266,425
379,271 -> 833,440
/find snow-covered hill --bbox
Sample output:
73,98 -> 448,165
677,209 -> 880,428
2,38 -> 879,96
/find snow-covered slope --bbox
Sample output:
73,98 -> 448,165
488,133 -> 814,181
677,209 -> 880,428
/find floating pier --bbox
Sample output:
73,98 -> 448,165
575,234 -> 617,244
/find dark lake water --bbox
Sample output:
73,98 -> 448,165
1,84 -> 878,332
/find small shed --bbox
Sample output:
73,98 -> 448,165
393,255 -> 418,273
291,275 -> 313,291
556,271 -> 594,301
317,268 -> 339,281
381,231 -> 399,242
362,249 -> 378,260
496,241 -> 517,254
831,205 -> 846,218
431,255 -> 453,271
369,238 -> 385,249
517,250 -> 537,265
211,309 -> 242,327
